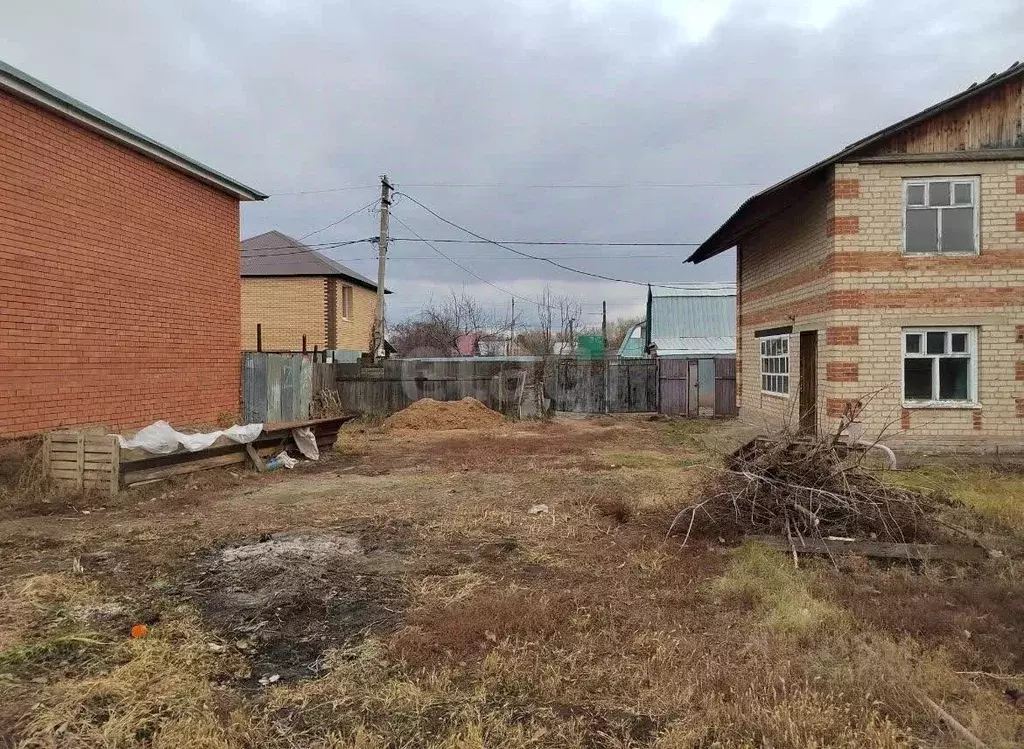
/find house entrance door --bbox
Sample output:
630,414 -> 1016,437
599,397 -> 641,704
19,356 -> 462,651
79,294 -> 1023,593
798,331 -> 818,434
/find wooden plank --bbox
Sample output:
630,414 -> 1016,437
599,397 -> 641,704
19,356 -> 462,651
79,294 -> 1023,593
52,468 -> 87,481
121,452 -> 248,485
81,469 -> 111,481
110,439 -> 120,496
48,432 -> 87,444
49,459 -> 84,470
75,433 -> 85,491
49,444 -> 82,454
746,535 -> 990,562
245,443 -> 267,473
860,148 -> 1024,163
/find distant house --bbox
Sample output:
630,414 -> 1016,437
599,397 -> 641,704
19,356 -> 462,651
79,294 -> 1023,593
687,63 -> 1024,450
618,283 -> 736,359
241,231 -> 387,354
0,60 -> 265,437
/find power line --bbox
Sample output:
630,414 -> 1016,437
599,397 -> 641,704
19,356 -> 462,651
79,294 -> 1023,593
266,181 -> 764,196
390,237 -> 700,246
241,238 -> 374,258
326,253 -> 684,261
389,213 -> 555,311
299,198 -> 380,240
394,191 -> 700,290
398,181 -> 764,189
268,185 -> 378,196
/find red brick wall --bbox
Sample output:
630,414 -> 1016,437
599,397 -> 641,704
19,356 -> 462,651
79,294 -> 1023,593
0,89 -> 241,436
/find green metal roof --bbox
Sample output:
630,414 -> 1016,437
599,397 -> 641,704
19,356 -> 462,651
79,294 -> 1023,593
617,322 -> 645,358
0,59 -> 267,201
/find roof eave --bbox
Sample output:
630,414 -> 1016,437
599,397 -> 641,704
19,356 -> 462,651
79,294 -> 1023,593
241,271 -> 389,293
0,61 -> 267,202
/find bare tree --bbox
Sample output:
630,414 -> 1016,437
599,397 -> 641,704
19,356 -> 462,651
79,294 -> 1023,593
607,316 -> 644,351
512,285 -> 584,356
391,290 -> 515,357
557,295 -> 583,355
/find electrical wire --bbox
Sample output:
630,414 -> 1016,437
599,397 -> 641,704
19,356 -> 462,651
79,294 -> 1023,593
398,181 -> 763,189
266,181 -> 764,196
325,253 -> 683,261
299,198 -> 380,240
394,191 -> 700,290
241,238 -> 374,259
390,237 -> 700,246
389,213 -> 556,311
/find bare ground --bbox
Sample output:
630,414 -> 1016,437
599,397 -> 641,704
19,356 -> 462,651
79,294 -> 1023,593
0,416 -> 1022,748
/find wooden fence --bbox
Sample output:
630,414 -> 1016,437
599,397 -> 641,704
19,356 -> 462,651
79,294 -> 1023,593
334,359 -> 532,417
549,359 -> 657,413
241,354 -> 737,422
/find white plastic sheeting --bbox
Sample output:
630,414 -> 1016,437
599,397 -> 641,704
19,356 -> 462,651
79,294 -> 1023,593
118,420 -> 264,455
291,427 -> 320,460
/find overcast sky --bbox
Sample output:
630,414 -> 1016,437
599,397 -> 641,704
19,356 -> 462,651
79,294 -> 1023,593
3,0 -> 1022,325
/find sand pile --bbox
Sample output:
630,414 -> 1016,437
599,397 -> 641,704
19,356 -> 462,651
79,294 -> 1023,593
384,397 -> 504,430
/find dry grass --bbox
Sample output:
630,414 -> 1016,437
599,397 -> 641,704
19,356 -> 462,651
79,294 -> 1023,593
0,439 -> 58,514
713,542 -> 845,633
1,418 -> 1022,748
887,464 -> 1024,533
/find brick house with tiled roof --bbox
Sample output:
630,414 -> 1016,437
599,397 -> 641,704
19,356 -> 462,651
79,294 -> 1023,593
0,60 -> 265,437
240,231 -> 388,354
688,63 -> 1024,451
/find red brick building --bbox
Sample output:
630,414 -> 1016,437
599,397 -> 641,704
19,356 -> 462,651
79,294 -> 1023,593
0,61 -> 266,437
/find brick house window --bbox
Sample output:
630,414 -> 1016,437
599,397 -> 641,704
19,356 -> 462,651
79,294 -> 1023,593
341,285 -> 353,320
902,327 -> 977,406
760,334 -> 790,396
903,177 -> 979,254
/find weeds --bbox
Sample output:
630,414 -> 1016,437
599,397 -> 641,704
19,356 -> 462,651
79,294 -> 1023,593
714,543 -> 845,633
888,465 -> 1024,533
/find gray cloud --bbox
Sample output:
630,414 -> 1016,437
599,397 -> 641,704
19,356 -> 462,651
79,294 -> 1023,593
3,0 -> 1022,323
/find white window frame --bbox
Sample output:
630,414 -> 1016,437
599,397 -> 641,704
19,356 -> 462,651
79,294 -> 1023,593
901,327 -> 978,408
341,285 -> 353,320
902,177 -> 980,256
759,334 -> 790,397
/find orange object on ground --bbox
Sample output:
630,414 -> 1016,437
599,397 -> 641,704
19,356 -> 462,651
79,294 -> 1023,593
130,623 -> 149,638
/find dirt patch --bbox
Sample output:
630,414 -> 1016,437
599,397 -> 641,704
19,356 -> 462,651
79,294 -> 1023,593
384,397 -> 504,430
187,530 -> 406,685
389,589 -> 572,667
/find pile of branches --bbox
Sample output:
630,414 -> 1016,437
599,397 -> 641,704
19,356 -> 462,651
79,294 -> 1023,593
671,432 -> 951,546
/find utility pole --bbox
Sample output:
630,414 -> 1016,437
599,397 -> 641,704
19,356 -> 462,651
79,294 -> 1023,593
508,298 -> 515,356
601,301 -> 608,351
602,300 -> 609,414
372,174 -> 391,363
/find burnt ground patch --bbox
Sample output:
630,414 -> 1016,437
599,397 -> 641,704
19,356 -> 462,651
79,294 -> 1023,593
184,527 -> 408,685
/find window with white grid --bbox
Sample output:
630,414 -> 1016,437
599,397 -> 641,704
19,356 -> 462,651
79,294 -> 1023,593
760,335 -> 789,396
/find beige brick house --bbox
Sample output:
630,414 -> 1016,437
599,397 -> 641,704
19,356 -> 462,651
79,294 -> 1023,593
241,231 -> 385,353
688,63 -> 1024,452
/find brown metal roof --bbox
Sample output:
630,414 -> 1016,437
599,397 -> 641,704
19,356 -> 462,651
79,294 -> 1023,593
241,231 -> 384,291
687,61 -> 1024,264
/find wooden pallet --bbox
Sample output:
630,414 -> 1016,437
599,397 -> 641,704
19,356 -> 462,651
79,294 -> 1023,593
44,431 -> 120,496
